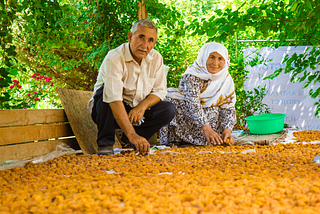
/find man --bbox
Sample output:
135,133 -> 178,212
87,18 -> 176,155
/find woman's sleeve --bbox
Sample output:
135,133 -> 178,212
183,74 -> 209,127
220,106 -> 237,131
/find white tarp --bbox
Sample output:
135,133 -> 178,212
243,46 -> 320,130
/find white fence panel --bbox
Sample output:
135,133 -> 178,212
244,46 -> 320,130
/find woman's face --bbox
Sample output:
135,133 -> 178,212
206,52 -> 225,74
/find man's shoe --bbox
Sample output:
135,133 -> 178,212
98,145 -> 114,155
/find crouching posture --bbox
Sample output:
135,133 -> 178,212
159,42 -> 236,146
88,19 -> 176,155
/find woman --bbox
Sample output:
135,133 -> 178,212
159,42 -> 236,146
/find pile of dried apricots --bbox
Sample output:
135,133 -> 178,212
233,123 -> 249,131
1,141 -> 320,213
293,130 -> 320,143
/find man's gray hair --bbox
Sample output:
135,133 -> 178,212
131,18 -> 158,37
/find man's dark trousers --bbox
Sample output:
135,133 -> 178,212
91,85 -> 176,149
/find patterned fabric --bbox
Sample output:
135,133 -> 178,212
159,74 -> 236,146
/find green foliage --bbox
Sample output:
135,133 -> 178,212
227,44 -> 272,123
15,0 -> 139,91
1,0 -> 273,121
284,123 -> 298,129
5,71 -> 62,109
2,0 -> 203,108
194,0 -> 320,117
147,0 -> 211,88
236,85 -> 271,126
3,0 -> 316,123
265,46 -> 320,117
1,0 -> 141,109
0,0 -> 21,108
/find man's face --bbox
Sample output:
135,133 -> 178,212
128,25 -> 157,64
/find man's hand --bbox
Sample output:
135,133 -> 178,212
127,133 -> 150,154
109,94 -> 160,153
128,106 -> 145,125
109,101 -> 151,154
221,128 -> 234,146
129,94 -> 161,124
202,125 -> 223,145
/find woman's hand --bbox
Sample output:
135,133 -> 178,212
202,125 -> 223,145
221,128 -> 234,146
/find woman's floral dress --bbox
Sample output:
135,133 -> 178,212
159,74 -> 236,145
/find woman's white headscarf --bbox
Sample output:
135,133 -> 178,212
167,42 -> 236,108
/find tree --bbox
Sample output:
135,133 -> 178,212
2,0 -> 305,122
1,0 -> 199,108
15,0 -> 140,91
1,0 -> 142,108
191,0 -> 320,117
0,0 -> 21,108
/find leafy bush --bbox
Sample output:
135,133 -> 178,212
5,71 -> 61,109
1,0 -> 285,122
236,85 -> 271,126
192,0 -> 320,117
1,0 -> 141,108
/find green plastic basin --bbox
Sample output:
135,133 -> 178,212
244,113 -> 286,135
